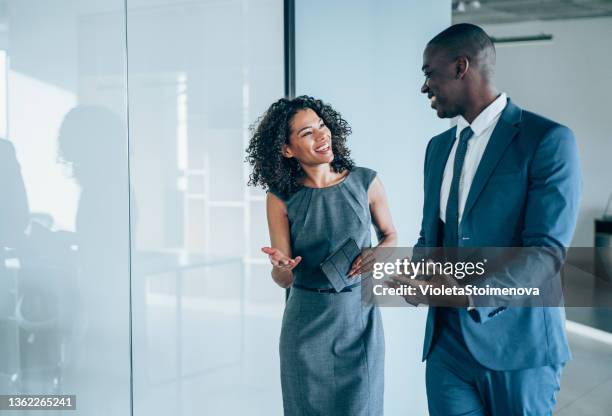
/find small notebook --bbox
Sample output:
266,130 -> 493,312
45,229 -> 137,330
320,237 -> 362,292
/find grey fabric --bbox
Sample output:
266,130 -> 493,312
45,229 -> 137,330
319,237 -> 361,292
276,167 -> 385,415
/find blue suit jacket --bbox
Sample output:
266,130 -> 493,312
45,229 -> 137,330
417,99 -> 582,371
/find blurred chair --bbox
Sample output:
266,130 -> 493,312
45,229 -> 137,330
0,214 -> 78,394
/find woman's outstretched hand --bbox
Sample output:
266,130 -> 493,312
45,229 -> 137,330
261,247 -> 302,272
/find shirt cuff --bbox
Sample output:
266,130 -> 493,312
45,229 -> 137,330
467,294 -> 475,311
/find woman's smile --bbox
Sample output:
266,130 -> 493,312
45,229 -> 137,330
314,141 -> 331,154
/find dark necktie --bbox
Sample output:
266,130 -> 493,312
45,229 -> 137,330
444,126 -> 474,247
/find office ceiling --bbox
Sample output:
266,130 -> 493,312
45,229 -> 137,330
452,0 -> 612,24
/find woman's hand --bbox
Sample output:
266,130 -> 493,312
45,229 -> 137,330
262,247 -> 302,272
348,250 -> 376,278
264,194 -> 298,288
348,176 -> 398,279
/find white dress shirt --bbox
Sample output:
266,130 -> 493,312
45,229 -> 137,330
439,93 -> 508,223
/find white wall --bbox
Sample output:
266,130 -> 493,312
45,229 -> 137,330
482,17 -> 612,247
296,1 -> 451,414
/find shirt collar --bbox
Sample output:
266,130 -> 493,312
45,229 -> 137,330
456,92 -> 508,139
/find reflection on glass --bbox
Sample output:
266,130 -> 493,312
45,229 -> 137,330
1,0 -> 284,414
127,0 -> 285,414
56,106 -> 130,412
1,1 -> 131,415
0,50 -> 7,137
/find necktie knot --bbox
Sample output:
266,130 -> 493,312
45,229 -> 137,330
459,126 -> 474,144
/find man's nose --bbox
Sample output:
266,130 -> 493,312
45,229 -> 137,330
421,79 -> 429,94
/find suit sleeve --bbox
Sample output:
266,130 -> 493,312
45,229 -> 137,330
415,138 -> 433,250
470,125 -> 582,324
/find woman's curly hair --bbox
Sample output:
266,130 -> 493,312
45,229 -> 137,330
246,95 -> 354,198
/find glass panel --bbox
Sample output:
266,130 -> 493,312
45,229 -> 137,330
126,0 -> 284,414
0,0 -> 131,415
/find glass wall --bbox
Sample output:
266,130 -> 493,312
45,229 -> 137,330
1,0 -> 284,414
125,0 -> 284,414
0,0 -> 131,415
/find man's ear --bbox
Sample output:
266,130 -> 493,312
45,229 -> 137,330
281,144 -> 293,159
455,56 -> 469,79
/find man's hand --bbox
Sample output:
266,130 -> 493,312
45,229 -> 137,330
386,262 -> 468,307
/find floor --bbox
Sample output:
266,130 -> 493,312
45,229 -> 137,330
555,328 -> 612,415
566,307 -> 612,333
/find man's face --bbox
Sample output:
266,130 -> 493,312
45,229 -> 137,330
420,45 -> 463,118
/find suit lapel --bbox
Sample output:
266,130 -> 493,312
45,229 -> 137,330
462,100 -> 522,221
427,128 -> 456,244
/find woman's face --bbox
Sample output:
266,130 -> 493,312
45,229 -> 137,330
283,108 -> 333,166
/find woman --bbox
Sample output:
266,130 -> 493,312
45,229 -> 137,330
246,96 -> 397,415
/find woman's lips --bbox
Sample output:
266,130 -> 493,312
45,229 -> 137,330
315,143 -> 331,153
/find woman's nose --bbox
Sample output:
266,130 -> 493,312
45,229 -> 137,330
314,128 -> 327,141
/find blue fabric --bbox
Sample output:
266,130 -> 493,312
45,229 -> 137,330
417,99 -> 581,370
415,99 -> 581,414
444,126 -> 474,247
426,320 -> 562,416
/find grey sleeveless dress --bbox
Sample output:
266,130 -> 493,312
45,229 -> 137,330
277,167 -> 384,416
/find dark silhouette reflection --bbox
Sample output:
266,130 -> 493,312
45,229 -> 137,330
1,136 -> 79,400
0,138 -> 29,248
0,138 -> 30,391
0,105 -> 133,413
57,105 -> 131,414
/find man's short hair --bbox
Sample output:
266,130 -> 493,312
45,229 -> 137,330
428,23 -> 496,79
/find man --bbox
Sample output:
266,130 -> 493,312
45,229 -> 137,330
411,23 -> 581,415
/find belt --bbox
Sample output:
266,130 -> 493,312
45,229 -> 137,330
292,281 -> 362,293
